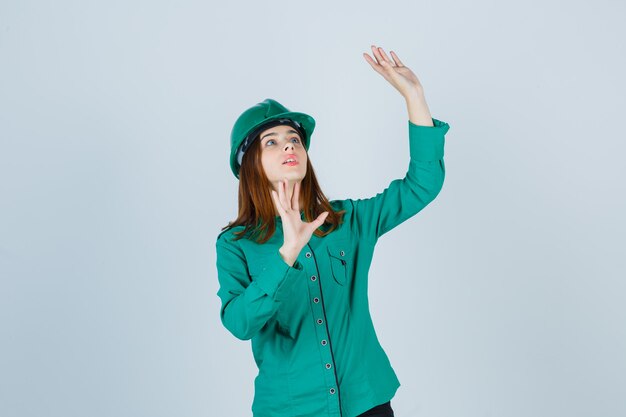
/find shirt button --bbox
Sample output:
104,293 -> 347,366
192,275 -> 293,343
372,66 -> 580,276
325,363 -> 332,369
317,318 -> 323,324
305,252 -> 312,258
310,275 -> 317,281
340,250 -> 345,256
321,339 -> 327,346
313,297 -> 319,303
330,388 -> 336,394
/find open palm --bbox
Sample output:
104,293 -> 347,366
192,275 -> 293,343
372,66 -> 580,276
271,179 -> 328,253
363,45 -> 424,98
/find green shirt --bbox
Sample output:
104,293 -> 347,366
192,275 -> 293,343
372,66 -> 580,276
215,117 -> 450,417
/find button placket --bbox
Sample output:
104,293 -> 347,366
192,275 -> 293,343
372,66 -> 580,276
304,245 -> 342,405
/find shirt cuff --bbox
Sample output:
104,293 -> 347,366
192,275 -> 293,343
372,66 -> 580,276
254,249 -> 304,301
408,117 -> 449,161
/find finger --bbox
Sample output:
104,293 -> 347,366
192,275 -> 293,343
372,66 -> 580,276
377,46 -> 394,67
379,58 -> 397,78
390,50 -> 405,67
277,179 -> 289,212
283,178 -> 294,211
380,59 -> 392,69
379,56 -> 400,79
363,53 -> 384,75
370,44 -> 383,65
271,190 -> 286,216
292,181 -> 300,212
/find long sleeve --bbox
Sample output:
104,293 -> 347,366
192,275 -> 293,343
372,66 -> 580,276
350,117 -> 450,243
215,235 -> 306,340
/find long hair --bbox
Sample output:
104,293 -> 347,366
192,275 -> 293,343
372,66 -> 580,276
221,132 -> 345,244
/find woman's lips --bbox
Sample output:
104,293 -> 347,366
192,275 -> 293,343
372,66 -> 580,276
282,155 -> 298,166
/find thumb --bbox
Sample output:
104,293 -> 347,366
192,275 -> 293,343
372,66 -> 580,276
312,211 -> 329,228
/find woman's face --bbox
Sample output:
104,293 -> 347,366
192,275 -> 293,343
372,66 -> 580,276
258,124 -> 307,188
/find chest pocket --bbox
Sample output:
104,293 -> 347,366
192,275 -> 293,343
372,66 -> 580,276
327,241 -> 350,286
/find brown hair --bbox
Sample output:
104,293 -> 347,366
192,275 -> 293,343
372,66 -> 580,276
221,132 -> 345,244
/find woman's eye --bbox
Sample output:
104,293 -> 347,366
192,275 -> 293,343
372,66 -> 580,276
265,138 -> 299,146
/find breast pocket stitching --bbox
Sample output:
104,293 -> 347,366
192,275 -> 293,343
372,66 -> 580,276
327,242 -> 349,285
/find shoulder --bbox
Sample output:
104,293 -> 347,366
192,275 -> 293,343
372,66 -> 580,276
328,199 -> 355,235
329,198 -> 353,212
215,226 -> 251,266
216,225 -> 247,247
328,199 -> 355,222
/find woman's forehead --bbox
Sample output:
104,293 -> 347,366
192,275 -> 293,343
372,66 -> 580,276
260,124 -> 301,138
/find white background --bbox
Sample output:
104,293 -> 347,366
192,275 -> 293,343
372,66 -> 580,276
1,1 -> 625,416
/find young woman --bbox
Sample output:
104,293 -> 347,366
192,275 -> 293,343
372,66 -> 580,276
215,45 -> 450,417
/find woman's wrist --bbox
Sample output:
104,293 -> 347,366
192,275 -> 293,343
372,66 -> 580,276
279,246 -> 299,267
405,90 -> 433,127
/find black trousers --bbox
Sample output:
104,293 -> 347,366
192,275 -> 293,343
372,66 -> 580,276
355,401 -> 394,417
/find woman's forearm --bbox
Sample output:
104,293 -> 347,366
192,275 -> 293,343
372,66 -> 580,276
405,90 -> 434,127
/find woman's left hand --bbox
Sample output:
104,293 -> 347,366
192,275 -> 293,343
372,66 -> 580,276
363,45 -> 424,98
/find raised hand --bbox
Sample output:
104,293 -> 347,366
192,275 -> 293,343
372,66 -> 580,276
363,45 -> 424,99
271,178 -> 329,266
